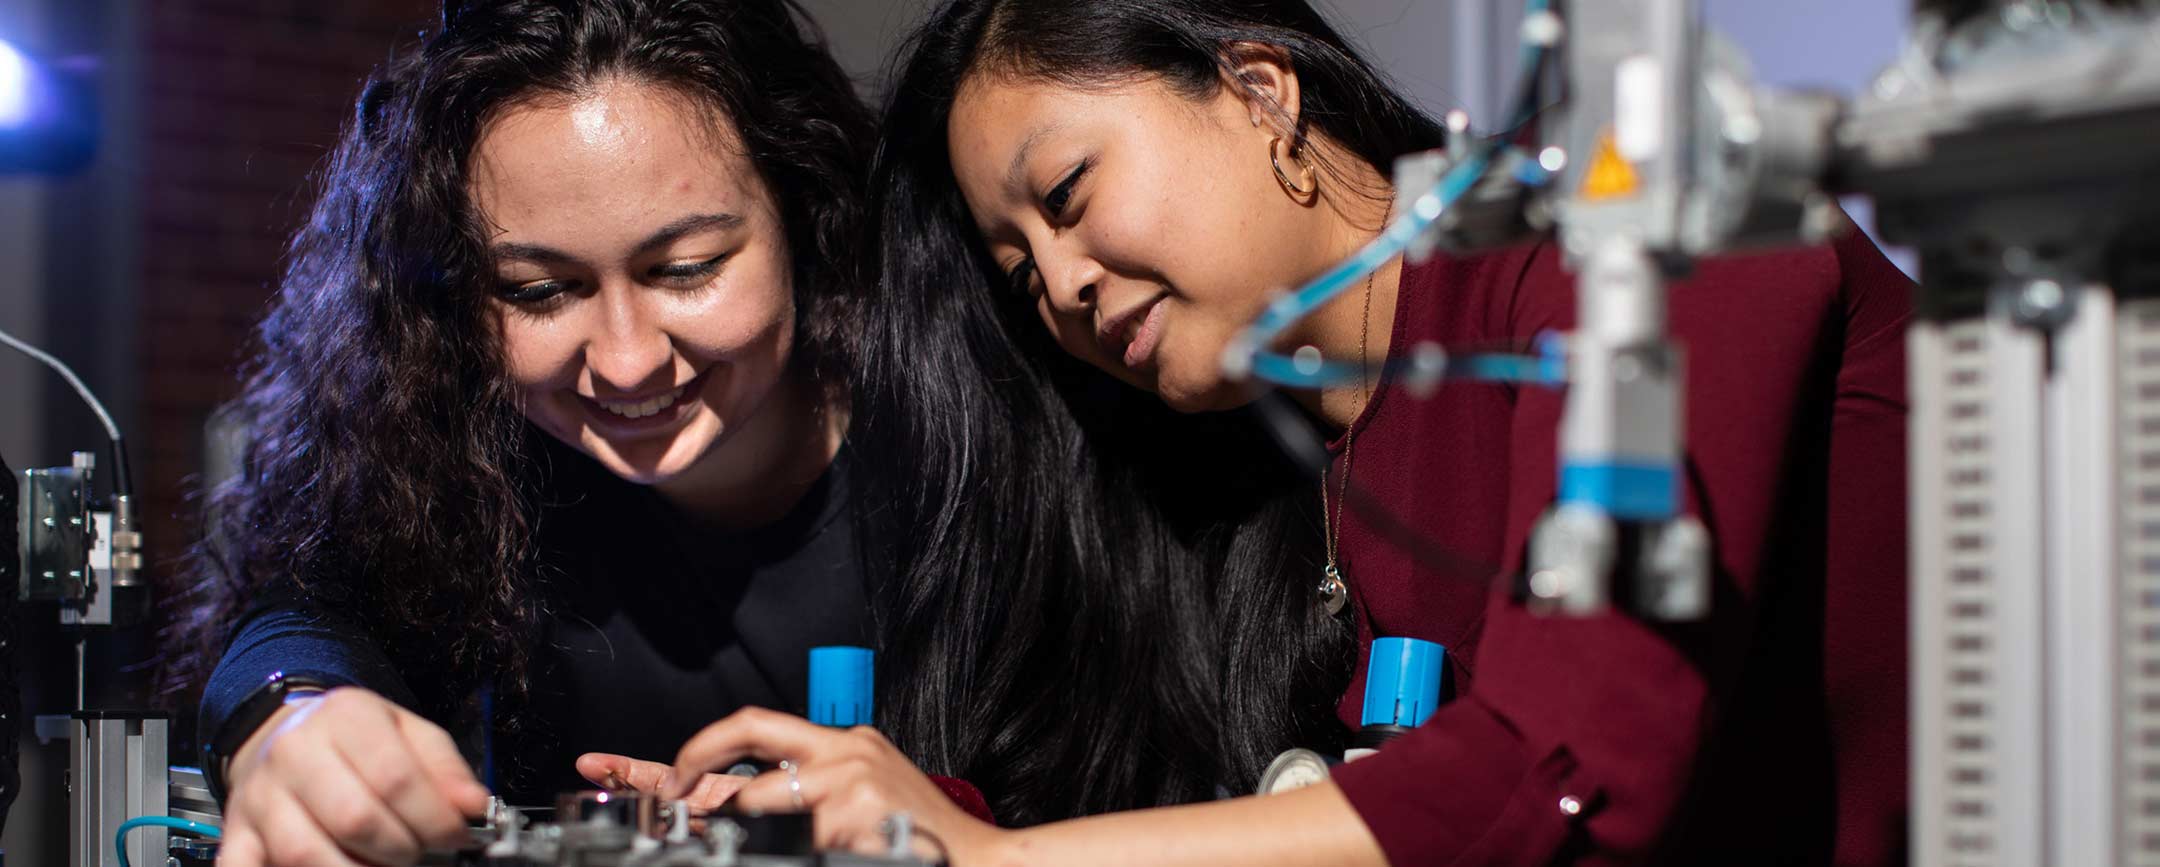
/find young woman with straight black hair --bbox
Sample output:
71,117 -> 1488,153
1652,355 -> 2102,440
659,0 -> 1912,864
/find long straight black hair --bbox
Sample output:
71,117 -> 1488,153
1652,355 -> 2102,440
859,0 -> 1447,825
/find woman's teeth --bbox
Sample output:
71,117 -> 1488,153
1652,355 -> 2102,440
598,384 -> 686,419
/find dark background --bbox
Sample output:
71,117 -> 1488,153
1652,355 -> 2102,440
0,4 -> 437,860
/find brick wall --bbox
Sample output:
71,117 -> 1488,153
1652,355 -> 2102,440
137,1 -> 434,574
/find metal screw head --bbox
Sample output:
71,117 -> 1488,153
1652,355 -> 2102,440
2023,279 -> 2064,311
2007,276 -> 2075,330
1529,569 -> 1570,600
1559,795 -> 1584,816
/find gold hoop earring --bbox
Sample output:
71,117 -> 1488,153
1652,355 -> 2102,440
1270,135 -> 1316,198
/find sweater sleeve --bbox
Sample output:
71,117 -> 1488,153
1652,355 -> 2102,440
1818,227 -> 1912,865
197,584 -> 418,763
928,775 -> 997,825
1332,231 -> 1911,865
1330,564 -> 1705,865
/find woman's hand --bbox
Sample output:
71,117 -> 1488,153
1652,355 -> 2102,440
216,687 -> 491,867
574,752 -> 751,814
666,707 -> 1006,863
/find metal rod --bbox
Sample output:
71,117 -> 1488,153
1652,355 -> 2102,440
75,635 -> 86,710
1450,0 -> 1495,124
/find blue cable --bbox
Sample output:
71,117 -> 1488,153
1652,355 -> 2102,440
1226,0 -> 1559,392
116,816 -> 220,867
1250,349 -> 1562,390
1225,149 -> 1493,388
1245,149 -> 1493,340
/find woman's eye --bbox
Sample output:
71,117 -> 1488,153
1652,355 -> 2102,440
1043,160 -> 1089,218
652,254 -> 727,282
1006,258 -> 1039,296
497,280 -> 571,304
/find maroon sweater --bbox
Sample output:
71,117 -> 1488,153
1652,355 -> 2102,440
1327,228 -> 1911,865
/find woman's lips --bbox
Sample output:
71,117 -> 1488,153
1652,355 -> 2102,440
577,367 -> 709,437
1122,298 -> 1166,370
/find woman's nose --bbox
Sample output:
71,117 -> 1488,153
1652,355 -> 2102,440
1039,248 -> 1105,318
586,288 -> 674,394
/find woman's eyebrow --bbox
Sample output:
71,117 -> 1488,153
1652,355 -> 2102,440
490,241 -> 576,264
1005,122 -> 1066,191
634,212 -> 744,253
489,213 -> 742,264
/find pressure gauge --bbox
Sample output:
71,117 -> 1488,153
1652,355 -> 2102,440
1257,748 -> 1333,795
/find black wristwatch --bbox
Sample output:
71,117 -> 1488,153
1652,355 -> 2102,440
203,672 -> 333,804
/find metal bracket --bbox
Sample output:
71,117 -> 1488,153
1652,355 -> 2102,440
18,462 -> 92,603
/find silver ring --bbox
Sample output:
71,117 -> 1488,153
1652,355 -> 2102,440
779,759 -> 805,810
879,810 -> 914,858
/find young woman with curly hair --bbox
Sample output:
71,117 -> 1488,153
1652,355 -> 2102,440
163,2 -> 953,863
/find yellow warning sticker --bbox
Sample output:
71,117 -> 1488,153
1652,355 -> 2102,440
1579,130 -> 1640,202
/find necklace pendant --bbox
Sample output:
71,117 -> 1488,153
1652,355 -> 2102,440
1318,563 -> 1349,616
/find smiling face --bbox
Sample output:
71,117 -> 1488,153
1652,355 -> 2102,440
470,78 -> 796,485
948,62 -> 1357,413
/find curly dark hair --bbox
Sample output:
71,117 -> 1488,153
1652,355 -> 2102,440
164,0 -> 874,722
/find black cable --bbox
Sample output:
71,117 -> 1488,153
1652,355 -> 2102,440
110,438 -> 134,502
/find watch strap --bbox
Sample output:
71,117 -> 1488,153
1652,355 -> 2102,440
203,671 -> 334,804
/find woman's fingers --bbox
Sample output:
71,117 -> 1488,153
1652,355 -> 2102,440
727,756 -> 849,814
681,770 -> 753,812
313,691 -> 483,852
220,687 -> 489,865
244,784 -> 367,867
724,754 -> 950,860
308,696 -> 472,852
820,793 -> 923,857
277,732 -> 423,864
213,823 -> 265,867
578,752 -> 752,813
577,752 -> 670,793
391,703 -> 492,816
667,708 -> 839,798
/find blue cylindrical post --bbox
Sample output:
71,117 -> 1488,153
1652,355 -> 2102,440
1350,637 -> 1447,759
807,646 -> 874,727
